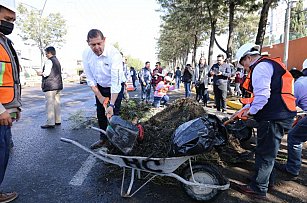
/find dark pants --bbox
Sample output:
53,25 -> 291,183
250,118 -> 293,195
0,125 -> 11,186
213,84 -> 227,111
197,84 -> 209,105
132,77 -> 136,88
95,83 -> 124,140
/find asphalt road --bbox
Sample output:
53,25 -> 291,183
3,83 -> 202,203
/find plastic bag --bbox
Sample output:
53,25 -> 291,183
225,120 -> 253,142
106,116 -> 139,154
170,114 -> 228,156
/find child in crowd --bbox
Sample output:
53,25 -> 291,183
153,76 -> 175,108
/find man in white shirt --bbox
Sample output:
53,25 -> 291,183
82,29 -> 125,149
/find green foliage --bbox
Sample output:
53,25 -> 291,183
233,14 -> 259,52
290,0 -> 307,39
16,4 -> 67,57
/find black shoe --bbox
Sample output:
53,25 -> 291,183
41,125 -> 55,129
55,123 -> 61,125
275,162 -> 298,180
233,184 -> 267,200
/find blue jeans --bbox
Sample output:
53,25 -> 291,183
153,95 -> 169,108
286,116 -> 307,175
141,83 -> 151,102
184,82 -> 191,98
0,125 -> 11,185
175,77 -> 181,89
250,119 -> 293,195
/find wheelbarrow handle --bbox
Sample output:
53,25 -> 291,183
91,126 -> 107,135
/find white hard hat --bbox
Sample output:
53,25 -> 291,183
303,59 -> 307,70
164,76 -> 172,82
235,43 -> 260,63
0,0 -> 16,13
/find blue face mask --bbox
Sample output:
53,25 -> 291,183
0,20 -> 14,35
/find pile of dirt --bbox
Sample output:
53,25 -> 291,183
109,98 -> 252,165
109,98 -> 206,157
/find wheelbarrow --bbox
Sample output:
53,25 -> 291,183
60,136 -> 229,202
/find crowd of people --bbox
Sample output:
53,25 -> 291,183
0,0 -> 306,202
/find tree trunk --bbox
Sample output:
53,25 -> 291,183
227,1 -> 235,59
207,4 -> 216,67
208,19 -> 216,67
255,0 -> 274,48
192,32 -> 198,68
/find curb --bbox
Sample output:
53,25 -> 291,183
209,94 -> 242,110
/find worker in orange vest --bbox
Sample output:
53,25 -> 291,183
0,0 -> 21,202
233,43 -> 296,199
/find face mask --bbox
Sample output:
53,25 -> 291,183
0,20 -> 14,35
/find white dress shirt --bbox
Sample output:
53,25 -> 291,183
42,59 -> 53,77
82,44 -> 124,94
243,58 -> 274,115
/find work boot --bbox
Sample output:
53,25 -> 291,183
90,140 -> 107,150
234,184 -> 267,200
275,163 -> 298,180
0,192 -> 18,203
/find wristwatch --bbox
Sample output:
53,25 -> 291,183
109,103 -> 115,108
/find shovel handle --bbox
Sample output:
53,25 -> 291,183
103,97 -> 112,119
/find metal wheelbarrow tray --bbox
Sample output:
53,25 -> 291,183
61,137 -> 230,202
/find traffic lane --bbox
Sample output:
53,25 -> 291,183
3,84 -> 199,202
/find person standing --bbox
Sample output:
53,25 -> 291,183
234,67 -> 243,97
151,62 -> 163,91
139,61 -> 152,103
181,64 -> 193,98
130,66 -> 137,90
208,54 -> 231,112
37,46 -> 63,129
0,1 -> 21,202
194,57 -> 209,106
234,43 -> 296,199
82,29 -> 125,149
174,67 -> 181,89
275,68 -> 307,178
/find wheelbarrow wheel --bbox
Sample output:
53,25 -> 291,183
181,163 -> 226,202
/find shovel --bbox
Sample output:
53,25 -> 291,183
102,98 -> 142,154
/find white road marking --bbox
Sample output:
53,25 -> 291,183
69,155 -> 97,186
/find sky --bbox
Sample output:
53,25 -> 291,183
13,0 -> 162,70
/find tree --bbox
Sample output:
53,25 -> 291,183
290,0 -> 307,39
16,4 -> 67,62
255,0 -> 278,48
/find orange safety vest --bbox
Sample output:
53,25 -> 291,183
240,56 -> 296,112
0,43 -> 15,104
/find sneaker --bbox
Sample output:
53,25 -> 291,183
90,140 -> 107,150
0,192 -> 18,203
275,162 -> 298,180
234,184 -> 267,200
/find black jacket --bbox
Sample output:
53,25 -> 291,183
42,56 -> 63,92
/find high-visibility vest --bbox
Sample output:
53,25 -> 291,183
240,57 -> 296,112
0,36 -> 21,109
